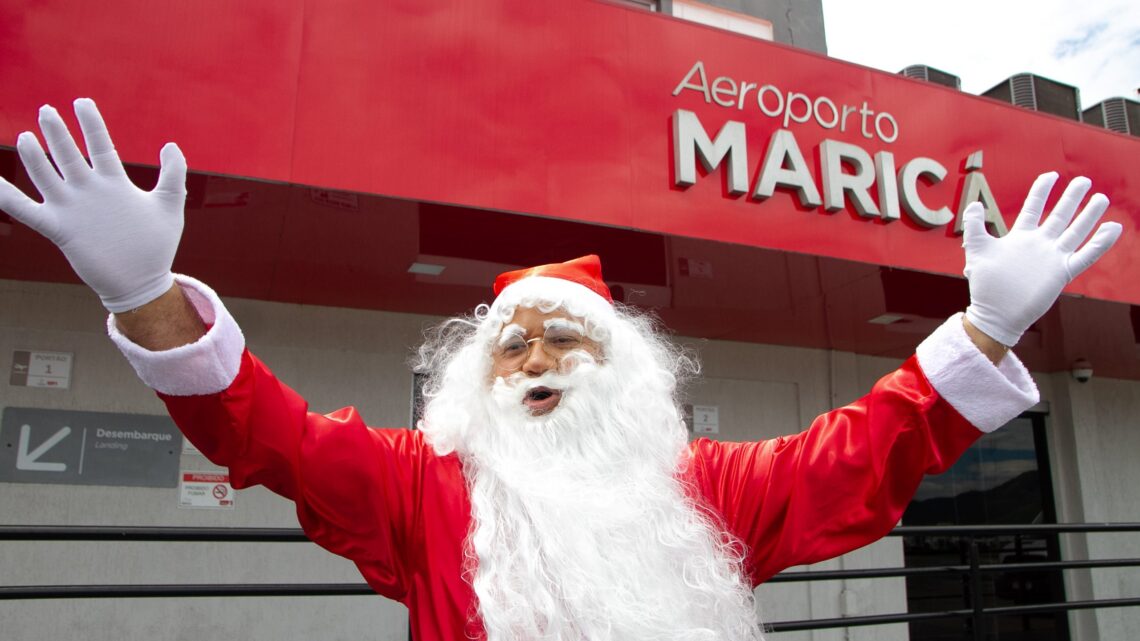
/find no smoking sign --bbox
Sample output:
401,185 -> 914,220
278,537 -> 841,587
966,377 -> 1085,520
179,472 -> 234,509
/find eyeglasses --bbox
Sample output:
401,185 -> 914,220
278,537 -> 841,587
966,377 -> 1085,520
492,324 -> 591,372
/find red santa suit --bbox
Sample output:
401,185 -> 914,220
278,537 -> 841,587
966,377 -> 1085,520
108,275 -> 1039,641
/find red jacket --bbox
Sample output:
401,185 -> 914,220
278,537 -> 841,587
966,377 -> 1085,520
161,349 -> 982,640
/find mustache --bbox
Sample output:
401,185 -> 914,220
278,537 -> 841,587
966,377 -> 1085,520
495,370 -> 567,392
488,358 -> 601,417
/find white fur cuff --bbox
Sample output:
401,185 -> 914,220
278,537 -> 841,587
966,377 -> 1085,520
107,274 -> 245,396
916,313 -> 1039,433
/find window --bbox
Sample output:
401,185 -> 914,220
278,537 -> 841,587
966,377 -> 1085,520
671,0 -> 773,41
608,0 -> 660,11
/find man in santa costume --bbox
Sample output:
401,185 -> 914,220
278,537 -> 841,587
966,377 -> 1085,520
0,100 -> 1123,640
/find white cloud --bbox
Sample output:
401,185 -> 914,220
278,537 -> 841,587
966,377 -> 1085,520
1054,23 -> 1109,59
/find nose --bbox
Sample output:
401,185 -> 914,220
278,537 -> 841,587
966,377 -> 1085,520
520,338 -> 556,376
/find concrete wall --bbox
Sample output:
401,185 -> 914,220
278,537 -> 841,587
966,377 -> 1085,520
3,277 -> 1137,640
1042,370 -> 1140,641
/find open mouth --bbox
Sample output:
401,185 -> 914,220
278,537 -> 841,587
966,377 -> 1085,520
523,386 -> 563,415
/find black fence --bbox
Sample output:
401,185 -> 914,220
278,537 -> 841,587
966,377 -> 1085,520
2,523 -> 1138,638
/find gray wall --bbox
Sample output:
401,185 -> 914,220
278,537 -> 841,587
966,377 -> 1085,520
1040,375 -> 1140,638
0,279 -> 420,641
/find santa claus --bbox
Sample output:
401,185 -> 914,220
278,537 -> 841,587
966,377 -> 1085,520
0,99 -> 1123,640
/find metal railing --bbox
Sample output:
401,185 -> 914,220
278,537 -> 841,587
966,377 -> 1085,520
765,523 -> 1140,636
2,523 -> 1138,637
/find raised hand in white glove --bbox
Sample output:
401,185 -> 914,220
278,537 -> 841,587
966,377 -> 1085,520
0,98 -> 186,313
963,172 -> 1122,347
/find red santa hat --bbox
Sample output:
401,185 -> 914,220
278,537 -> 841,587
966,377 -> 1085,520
494,255 -> 613,302
490,255 -> 615,319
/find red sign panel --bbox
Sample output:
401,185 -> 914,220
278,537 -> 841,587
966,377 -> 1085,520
1,0 -> 1136,303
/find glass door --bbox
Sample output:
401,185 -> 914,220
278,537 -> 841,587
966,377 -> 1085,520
902,413 -> 1069,641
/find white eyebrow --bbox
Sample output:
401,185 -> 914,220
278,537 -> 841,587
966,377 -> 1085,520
544,318 -> 585,333
497,324 -> 526,345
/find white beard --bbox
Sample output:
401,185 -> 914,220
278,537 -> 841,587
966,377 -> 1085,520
436,352 -> 765,641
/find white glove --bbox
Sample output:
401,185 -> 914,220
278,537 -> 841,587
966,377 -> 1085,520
963,171 -> 1122,347
0,98 -> 186,313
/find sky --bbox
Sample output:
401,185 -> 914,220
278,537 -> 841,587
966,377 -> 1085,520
821,0 -> 1140,109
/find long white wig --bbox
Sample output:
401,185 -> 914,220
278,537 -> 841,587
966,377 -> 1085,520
413,277 -> 764,640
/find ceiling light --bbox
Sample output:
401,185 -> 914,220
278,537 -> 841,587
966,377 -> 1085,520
407,262 -> 445,276
867,313 -> 906,325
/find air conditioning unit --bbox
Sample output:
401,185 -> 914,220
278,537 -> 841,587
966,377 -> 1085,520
982,73 -> 1081,120
899,65 -> 961,90
1082,97 -> 1140,136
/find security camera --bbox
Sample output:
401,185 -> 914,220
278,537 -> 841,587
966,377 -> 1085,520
1071,359 -> 1093,384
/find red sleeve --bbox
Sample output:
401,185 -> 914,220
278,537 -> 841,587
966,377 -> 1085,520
689,355 -> 983,586
159,349 -> 423,601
